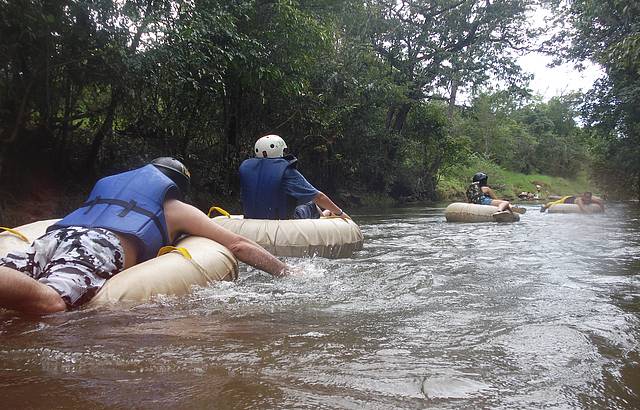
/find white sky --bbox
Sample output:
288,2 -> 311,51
518,52 -> 603,101
518,5 -> 604,101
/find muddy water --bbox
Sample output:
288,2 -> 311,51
1,203 -> 639,408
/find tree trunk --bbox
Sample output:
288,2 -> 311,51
222,75 -> 242,192
84,0 -> 154,174
86,88 -> 118,174
386,103 -> 411,132
448,77 -> 459,120
0,80 -> 34,179
55,78 -> 72,164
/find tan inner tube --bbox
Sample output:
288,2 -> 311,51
445,202 -> 520,223
0,219 -> 238,305
89,236 -> 237,304
212,216 -> 364,258
547,203 -> 604,214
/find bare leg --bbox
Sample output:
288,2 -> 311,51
491,199 -> 512,212
0,267 -> 66,314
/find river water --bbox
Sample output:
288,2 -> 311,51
1,203 -> 640,408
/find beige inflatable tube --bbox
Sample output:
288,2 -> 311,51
444,202 -> 520,223
0,219 -> 238,305
212,216 -> 363,258
547,203 -> 604,214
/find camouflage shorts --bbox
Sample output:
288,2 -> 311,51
0,226 -> 124,308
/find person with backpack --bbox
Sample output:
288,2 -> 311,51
466,172 -> 523,217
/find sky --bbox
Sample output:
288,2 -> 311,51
518,50 -> 603,101
517,6 -> 604,101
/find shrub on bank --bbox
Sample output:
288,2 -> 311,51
437,155 -> 594,202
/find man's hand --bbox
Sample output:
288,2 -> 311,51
314,192 -> 351,220
279,265 -> 305,276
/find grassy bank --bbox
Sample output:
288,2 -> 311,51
1,154 -> 598,228
437,155 -> 595,202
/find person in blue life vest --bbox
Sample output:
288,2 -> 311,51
0,157 -> 296,315
466,172 -> 523,217
239,135 -> 350,220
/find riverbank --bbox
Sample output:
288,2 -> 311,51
0,158 -> 597,229
436,156 -> 595,202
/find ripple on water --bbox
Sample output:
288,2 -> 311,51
1,204 -> 639,408
488,323 -> 602,406
421,372 -> 492,400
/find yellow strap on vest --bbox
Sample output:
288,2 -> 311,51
207,206 -> 231,218
0,227 -> 30,243
157,246 -> 192,260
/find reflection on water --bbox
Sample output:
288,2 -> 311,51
2,203 -> 640,408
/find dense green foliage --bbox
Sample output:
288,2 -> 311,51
546,0 -> 640,199
0,0 -> 631,224
438,152 -> 592,201
451,92 -> 587,178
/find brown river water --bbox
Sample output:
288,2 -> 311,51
1,203 -> 640,408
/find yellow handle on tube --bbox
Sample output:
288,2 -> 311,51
207,206 -> 231,218
0,227 -> 30,243
157,246 -> 192,260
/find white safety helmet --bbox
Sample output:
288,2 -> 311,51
255,134 -> 288,158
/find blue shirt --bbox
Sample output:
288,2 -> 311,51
282,168 -> 319,204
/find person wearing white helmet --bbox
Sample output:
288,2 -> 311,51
0,157 -> 295,314
239,134 -> 349,220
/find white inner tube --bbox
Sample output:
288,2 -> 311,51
547,203 -> 604,214
212,216 -> 364,258
0,219 -> 238,305
445,202 -> 520,223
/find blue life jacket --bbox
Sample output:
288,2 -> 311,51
239,157 -> 297,219
50,165 -> 178,262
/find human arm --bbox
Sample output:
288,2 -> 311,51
313,191 -> 350,219
575,197 -> 589,213
482,186 -> 498,200
282,168 -> 349,219
163,199 -> 289,277
592,197 -> 605,212
576,197 -> 605,213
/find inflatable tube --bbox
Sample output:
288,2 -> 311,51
444,202 -> 520,223
547,203 -> 604,214
0,220 -> 238,305
211,216 -> 363,258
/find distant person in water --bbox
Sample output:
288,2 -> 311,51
0,157 -> 295,315
540,191 -> 605,213
466,172 -> 523,217
239,134 -> 349,220
534,184 -> 542,200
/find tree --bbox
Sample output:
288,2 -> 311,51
366,0 -> 536,131
545,0 -> 640,198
